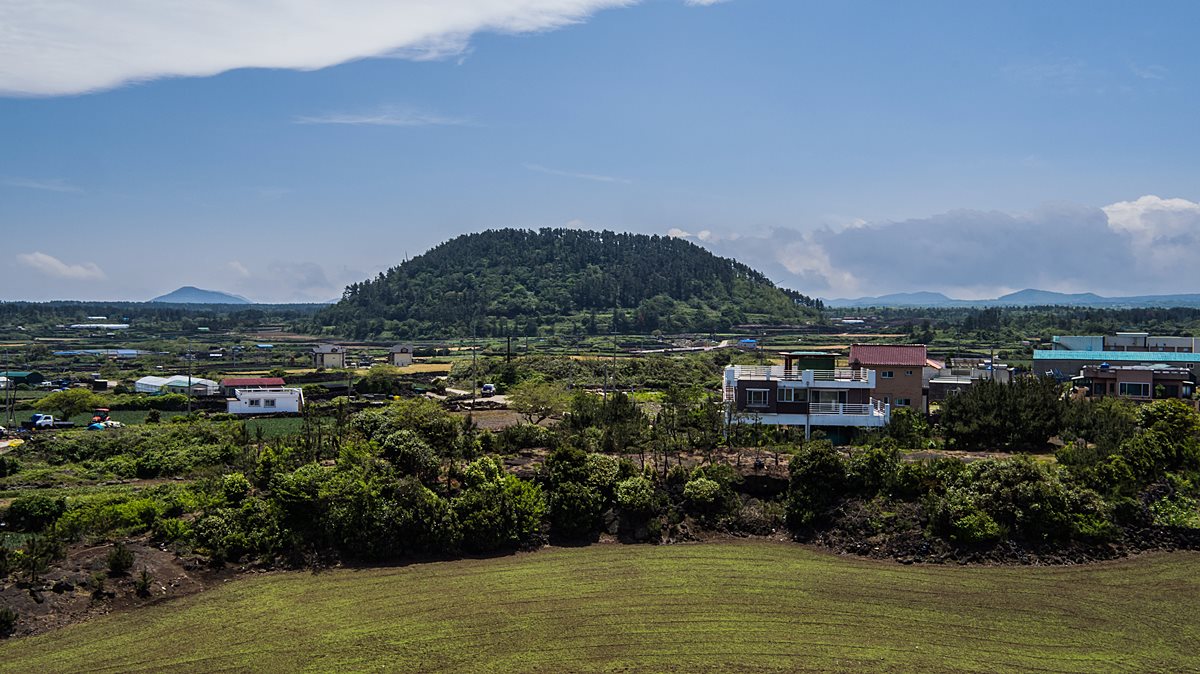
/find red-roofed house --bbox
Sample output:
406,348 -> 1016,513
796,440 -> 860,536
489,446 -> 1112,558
849,344 -> 928,412
221,377 -> 286,397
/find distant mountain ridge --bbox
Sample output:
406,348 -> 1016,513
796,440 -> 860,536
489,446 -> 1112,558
827,288 -> 1200,309
150,286 -> 252,304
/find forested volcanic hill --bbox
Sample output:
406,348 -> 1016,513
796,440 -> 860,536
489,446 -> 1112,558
317,228 -> 820,338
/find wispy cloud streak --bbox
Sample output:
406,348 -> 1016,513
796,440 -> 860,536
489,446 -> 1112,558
294,108 -> 470,127
1,177 -> 82,193
523,163 -> 631,184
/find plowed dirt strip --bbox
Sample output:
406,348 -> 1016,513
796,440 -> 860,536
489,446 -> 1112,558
2,542 -> 1198,673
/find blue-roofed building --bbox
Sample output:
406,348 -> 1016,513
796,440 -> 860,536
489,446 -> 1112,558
1034,349 -> 1200,378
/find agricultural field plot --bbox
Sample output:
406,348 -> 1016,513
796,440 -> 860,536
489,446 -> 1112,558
395,362 -> 453,374
242,416 -> 308,438
3,542 -> 1198,673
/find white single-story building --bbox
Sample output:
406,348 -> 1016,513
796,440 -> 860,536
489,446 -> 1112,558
227,387 -> 304,415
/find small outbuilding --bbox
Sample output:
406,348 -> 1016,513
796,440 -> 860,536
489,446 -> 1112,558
312,344 -> 346,369
389,344 -> 414,367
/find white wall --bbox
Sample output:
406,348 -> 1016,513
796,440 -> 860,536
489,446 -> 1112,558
227,388 -> 303,415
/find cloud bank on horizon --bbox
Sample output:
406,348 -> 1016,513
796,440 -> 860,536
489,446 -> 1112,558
0,0 -> 701,96
674,195 -> 1200,300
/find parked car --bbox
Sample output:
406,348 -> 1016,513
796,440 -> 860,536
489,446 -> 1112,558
20,414 -> 75,430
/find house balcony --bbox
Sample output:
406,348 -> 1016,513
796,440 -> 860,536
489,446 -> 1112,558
723,365 -> 875,388
728,398 -> 891,428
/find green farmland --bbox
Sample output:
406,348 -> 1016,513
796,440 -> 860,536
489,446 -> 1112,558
3,542 -> 1198,673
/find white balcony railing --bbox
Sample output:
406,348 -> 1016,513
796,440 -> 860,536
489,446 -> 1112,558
809,399 -> 889,418
725,365 -> 873,384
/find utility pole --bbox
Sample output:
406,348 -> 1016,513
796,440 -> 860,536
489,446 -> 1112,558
186,337 -> 193,415
470,321 -> 477,418
3,349 -> 12,427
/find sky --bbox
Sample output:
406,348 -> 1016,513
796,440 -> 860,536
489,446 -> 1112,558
2,0 -> 1200,302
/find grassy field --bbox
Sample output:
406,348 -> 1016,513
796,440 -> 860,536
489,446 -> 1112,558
2,542 -> 1198,673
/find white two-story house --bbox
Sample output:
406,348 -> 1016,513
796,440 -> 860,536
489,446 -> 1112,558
723,351 -> 890,440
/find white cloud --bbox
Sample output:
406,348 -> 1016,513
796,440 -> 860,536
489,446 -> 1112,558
0,1 -> 646,96
1103,195 -> 1200,270
684,0 -> 729,5
227,260 -> 251,278
667,228 -> 691,238
1130,63 -> 1167,81
1,177 -> 81,193
684,196 -> 1200,298
17,252 -> 106,280
523,163 -> 631,184
295,107 -> 470,127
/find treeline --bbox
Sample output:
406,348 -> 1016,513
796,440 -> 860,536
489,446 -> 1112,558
0,302 -> 321,336
851,306 -> 1200,341
316,228 -> 819,339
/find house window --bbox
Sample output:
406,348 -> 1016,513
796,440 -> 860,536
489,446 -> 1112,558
264,399 -> 276,408
747,389 -> 768,407
881,371 -> 894,379
778,387 -> 808,403
1119,382 -> 1150,397
896,398 -> 911,407
248,399 -> 261,407
905,370 -> 914,376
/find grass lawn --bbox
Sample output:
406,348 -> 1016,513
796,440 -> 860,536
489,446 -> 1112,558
2,541 -> 1198,672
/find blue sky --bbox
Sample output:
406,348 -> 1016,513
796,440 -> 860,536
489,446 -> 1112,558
3,0 -> 1200,302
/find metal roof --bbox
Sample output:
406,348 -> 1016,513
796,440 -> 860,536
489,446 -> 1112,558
849,344 -> 928,367
221,377 -> 285,387
1033,349 -> 1200,363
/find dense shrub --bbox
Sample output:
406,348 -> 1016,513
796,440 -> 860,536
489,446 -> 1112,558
496,423 -> 558,451
928,487 -> 1002,544
454,457 -> 546,553
219,472 -> 252,504
381,430 -> 441,484
615,476 -> 657,515
548,481 -> 604,539
542,446 -> 591,487
883,408 -> 931,448
0,455 -> 20,477
683,477 -> 722,513
107,541 -> 134,575
5,494 -> 67,531
846,445 -> 901,496
785,441 -> 845,528
929,456 -> 1112,543
585,453 -> 622,495
0,606 -> 16,637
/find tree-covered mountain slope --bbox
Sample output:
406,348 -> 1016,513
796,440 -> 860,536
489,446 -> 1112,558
317,228 -> 820,338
